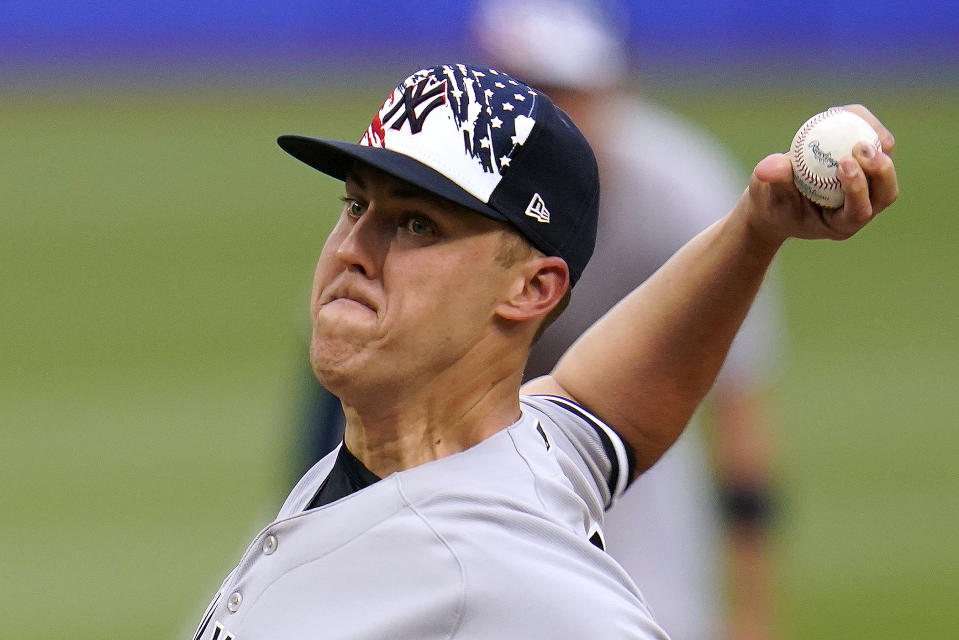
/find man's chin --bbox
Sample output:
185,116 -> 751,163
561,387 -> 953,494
310,356 -> 351,395
309,335 -> 368,385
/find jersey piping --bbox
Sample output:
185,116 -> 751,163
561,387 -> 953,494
537,395 -> 636,497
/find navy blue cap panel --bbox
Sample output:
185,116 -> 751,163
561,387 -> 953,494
486,98 -> 599,283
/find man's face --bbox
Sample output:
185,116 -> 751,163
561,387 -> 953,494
310,163 -> 522,397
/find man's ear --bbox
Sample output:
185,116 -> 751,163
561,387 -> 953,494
496,256 -> 570,322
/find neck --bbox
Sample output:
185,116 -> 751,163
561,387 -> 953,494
338,348 -> 526,478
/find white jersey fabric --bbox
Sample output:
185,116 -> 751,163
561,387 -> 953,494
525,97 -> 785,640
193,396 -> 670,640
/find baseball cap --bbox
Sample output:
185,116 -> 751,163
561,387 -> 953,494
277,63 -> 599,285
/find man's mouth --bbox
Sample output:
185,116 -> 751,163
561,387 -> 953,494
321,287 -> 377,314
328,297 -> 374,311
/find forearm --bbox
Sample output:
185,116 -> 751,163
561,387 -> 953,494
553,206 -> 783,474
548,110 -> 896,475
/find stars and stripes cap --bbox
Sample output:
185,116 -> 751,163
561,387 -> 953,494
277,63 -> 599,286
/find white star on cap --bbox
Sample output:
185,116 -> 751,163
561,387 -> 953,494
503,102 -> 514,111
491,116 -> 503,128
514,94 -> 526,101
500,156 -> 512,167
480,136 -> 491,149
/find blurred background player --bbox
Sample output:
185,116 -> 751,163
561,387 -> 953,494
292,1 -> 786,638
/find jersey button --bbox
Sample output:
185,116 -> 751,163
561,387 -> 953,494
227,591 -> 242,613
262,534 -> 278,555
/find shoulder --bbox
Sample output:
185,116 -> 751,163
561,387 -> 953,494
521,394 -> 636,509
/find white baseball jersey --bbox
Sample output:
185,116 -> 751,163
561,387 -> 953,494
193,395 -> 670,639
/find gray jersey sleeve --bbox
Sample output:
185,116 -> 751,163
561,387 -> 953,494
521,394 -> 635,511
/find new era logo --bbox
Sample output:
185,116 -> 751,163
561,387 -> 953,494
525,193 -> 550,223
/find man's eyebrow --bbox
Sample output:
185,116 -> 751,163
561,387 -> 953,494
344,170 -> 417,198
390,184 -> 433,201
344,170 -> 367,190
346,167 -> 454,210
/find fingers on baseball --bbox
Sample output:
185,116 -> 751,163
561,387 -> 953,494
854,141 -> 900,212
830,156 -> 873,237
842,103 -> 896,155
830,145 -> 898,238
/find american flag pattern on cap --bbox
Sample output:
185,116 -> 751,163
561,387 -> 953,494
360,64 -> 539,206
277,63 -> 599,285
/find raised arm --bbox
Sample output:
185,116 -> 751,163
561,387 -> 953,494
522,105 -> 898,477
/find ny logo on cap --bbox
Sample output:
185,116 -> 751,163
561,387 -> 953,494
525,193 -> 551,223
382,77 -> 447,134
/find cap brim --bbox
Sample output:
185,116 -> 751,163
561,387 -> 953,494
277,135 -> 508,223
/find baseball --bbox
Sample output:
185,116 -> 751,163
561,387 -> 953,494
789,107 -> 882,208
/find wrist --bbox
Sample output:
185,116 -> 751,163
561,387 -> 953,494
721,205 -> 786,270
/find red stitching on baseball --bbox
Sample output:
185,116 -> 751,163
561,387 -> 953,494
794,108 -> 845,193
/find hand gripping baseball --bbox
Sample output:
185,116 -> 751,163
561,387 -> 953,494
742,104 -> 898,246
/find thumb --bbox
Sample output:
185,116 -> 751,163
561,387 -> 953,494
753,153 -> 792,184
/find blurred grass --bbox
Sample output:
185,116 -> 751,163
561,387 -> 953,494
2,82 -> 957,639
664,88 -> 959,637
0,85 -> 381,638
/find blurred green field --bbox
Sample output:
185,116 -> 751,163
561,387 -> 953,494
2,81 -> 957,639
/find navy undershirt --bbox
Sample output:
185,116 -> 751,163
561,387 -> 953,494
307,444 -> 382,510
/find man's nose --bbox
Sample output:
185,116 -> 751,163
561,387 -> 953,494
333,213 -> 382,278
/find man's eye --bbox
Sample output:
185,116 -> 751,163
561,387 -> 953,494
342,198 -> 365,218
405,216 -> 434,236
